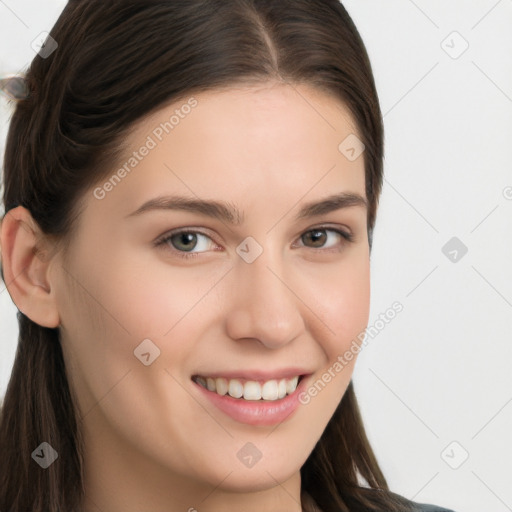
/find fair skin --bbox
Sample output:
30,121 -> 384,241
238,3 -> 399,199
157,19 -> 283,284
1,82 -> 370,512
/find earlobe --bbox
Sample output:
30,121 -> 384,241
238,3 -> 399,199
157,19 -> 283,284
0,206 -> 60,328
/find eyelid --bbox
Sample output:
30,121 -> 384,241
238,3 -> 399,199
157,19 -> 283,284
302,223 -> 353,238
153,227 -> 220,250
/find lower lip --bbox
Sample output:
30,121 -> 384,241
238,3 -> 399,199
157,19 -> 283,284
193,376 -> 309,426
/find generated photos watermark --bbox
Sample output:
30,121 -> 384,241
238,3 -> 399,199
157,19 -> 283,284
93,97 -> 198,200
298,300 -> 404,404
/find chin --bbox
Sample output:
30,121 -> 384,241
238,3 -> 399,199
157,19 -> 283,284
208,462 -> 300,493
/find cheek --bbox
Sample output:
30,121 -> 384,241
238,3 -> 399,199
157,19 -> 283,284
302,252 -> 371,361
62,247 -> 206,340
296,258 -> 369,415
102,259 -> 231,340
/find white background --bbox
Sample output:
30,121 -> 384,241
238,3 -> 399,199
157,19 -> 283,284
1,2 -> 511,511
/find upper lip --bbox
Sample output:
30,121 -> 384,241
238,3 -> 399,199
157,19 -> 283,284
192,368 -> 312,381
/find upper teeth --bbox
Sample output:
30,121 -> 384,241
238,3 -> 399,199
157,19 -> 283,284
195,376 -> 300,401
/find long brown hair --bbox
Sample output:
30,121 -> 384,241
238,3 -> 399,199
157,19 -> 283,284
1,1 -> 414,510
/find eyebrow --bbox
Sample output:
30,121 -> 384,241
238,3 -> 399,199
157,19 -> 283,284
126,192 -> 367,225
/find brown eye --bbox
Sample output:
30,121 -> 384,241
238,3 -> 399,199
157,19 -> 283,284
299,228 -> 352,250
302,229 -> 328,248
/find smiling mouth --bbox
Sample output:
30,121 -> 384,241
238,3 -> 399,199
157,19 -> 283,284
192,375 -> 305,401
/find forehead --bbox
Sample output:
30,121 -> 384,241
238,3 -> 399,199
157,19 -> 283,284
86,82 -> 366,222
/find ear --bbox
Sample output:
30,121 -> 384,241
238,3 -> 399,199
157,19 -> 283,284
0,206 -> 60,328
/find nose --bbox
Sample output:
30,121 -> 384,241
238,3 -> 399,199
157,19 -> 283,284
224,244 -> 305,350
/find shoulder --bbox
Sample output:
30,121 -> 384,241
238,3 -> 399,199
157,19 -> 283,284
409,500 -> 457,512
386,491 -> 457,512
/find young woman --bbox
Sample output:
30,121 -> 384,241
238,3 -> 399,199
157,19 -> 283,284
0,1 -> 456,511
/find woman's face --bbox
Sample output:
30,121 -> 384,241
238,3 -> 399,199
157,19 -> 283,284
52,82 -> 370,507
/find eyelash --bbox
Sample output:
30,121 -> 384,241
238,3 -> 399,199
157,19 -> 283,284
154,225 -> 354,260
